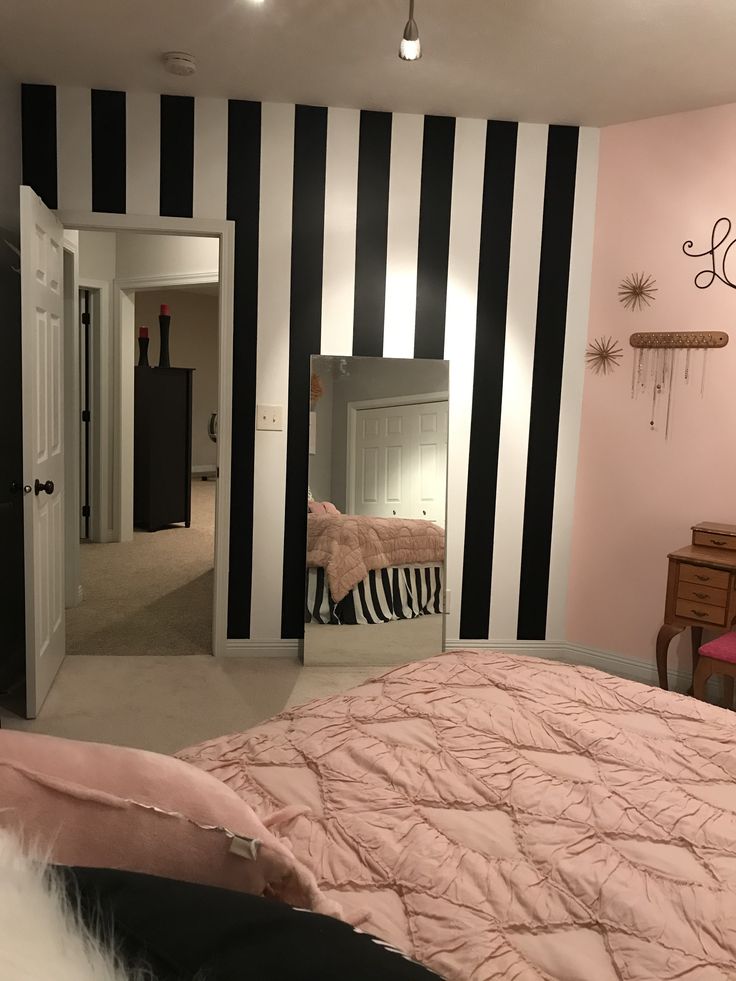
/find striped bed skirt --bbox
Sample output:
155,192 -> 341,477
305,565 -> 444,626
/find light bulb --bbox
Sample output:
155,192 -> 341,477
399,36 -> 422,61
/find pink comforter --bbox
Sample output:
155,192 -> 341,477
179,651 -> 736,980
306,513 -> 445,602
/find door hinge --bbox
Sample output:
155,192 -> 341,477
81,312 -> 91,326
81,409 -> 91,422
81,505 -> 90,518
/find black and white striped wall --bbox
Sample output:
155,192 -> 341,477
21,84 -> 599,646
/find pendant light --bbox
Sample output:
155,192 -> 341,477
399,0 -> 422,61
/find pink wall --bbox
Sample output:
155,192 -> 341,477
567,102 -> 736,674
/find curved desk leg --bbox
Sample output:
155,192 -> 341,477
656,623 -> 684,691
689,626 -> 704,696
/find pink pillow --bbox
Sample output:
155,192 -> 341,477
0,730 -> 337,915
308,501 -> 340,515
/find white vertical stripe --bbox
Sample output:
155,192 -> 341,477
383,113 -> 424,358
320,107 -> 359,355
443,117 -> 487,642
488,123 -> 549,639
57,87 -> 91,212
126,92 -> 160,215
546,127 -> 600,639
193,97 -> 228,220
250,102 -> 295,640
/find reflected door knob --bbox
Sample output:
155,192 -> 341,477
34,479 -> 54,496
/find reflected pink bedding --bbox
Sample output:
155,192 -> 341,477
306,513 -> 445,602
178,650 -> 736,980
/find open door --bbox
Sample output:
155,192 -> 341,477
20,186 -> 66,717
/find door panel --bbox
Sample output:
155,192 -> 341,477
21,186 -> 66,718
353,400 -> 448,522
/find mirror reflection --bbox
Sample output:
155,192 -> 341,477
305,356 -> 449,666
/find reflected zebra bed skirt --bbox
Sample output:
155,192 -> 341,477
305,565 -> 444,626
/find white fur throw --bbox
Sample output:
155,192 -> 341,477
0,829 -> 144,981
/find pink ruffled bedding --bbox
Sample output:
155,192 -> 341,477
178,650 -> 736,980
306,513 -> 445,602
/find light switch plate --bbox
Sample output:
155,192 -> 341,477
256,404 -> 283,431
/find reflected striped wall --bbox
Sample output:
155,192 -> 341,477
21,83 -> 599,645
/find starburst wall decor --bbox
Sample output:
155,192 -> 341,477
585,336 -> 623,375
618,272 -> 657,311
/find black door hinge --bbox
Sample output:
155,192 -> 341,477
81,409 -> 91,422
81,312 -> 91,326
81,505 -> 90,518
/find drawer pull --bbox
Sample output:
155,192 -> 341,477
693,591 -> 709,600
695,574 -> 711,582
691,608 -> 708,618
711,538 -> 728,546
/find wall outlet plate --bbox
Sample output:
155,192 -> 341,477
256,404 -> 283,431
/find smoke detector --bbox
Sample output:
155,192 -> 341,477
163,51 -> 197,76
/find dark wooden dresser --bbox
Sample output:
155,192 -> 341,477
656,522 -> 736,689
134,366 -> 194,531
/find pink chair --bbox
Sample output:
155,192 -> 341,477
693,632 -> 736,707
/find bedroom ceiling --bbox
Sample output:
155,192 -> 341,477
2,0 -> 736,127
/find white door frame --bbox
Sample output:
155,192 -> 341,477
346,391 -> 449,515
56,210 -> 235,659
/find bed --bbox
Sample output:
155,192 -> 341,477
178,650 -> 736,980
305,512 -> 445,625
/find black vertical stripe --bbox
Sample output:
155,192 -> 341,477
281,106 -> 328,638
91,89 -> 126,213
160,95 -> 194,218
414,115 -> 456,359
352,111 -> 392,357
226,100 -> 261,639
21,84 -> 57,209
459,120 -> 518,640
517,126 -> 579,640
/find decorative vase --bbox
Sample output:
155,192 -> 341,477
158,303 -> 171,368
137,326 -> 150,367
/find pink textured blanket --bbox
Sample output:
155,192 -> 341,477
306,513 -> 445,602
178,651 -> 736,980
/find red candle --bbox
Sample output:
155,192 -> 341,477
139,326 -> 149,338
160,303 -> 170,316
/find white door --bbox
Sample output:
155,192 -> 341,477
414,403 -> 448,525
21,186 -> 66,718
352,400 -> 448,524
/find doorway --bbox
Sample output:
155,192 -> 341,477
17,189 -> 235,716
67,243 -> 221,656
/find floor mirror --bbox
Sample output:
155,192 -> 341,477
304,355 -> 449,667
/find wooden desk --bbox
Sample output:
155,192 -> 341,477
656,543 -> 736,690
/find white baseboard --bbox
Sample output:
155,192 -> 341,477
224,639 -> 301,658
192,464 -> 217,474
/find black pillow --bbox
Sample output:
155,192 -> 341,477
62,866 -> 444,981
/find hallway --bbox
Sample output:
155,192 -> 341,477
67,480 -> 215,656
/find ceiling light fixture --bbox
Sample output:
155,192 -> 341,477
399,0 -> 421,61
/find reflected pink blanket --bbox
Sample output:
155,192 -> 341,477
306,513 -> 445,602
178,651 -> 736,980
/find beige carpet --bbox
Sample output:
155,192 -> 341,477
0,656 -> 377,755
67,480 -> 215,656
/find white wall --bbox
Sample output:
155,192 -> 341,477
78,230 -> 116,281
134,289 -> 219,470
116,233 -> 219,281
0,74 -> 20,233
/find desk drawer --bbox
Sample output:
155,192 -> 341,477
692,530 -> 736,551
679,563 -> 730,590
675,598 -> 728,626
677,581 -> 728,607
